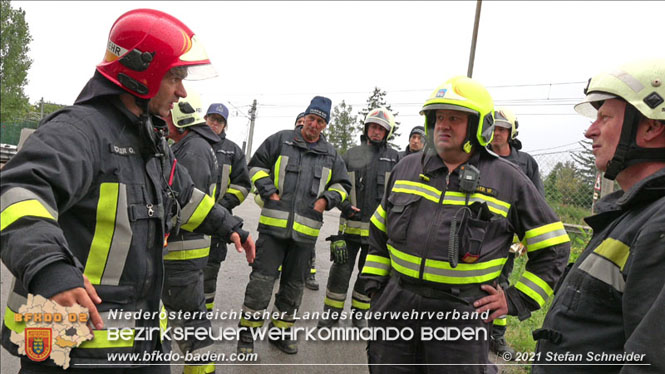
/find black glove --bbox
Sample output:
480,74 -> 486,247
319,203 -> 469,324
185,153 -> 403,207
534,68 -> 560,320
339,200 -> 358,219
326,234 -> 348,264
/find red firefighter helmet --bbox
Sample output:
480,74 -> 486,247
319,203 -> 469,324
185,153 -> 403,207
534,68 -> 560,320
96,8 -> 216,99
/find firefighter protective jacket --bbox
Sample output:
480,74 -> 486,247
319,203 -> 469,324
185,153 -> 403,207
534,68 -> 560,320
165,124 -> 220,268
361,150 -> 571,319
249,128 -> 351,244
533,167 -> 665,374
0,77 -> 246,367
338,139 -> 400,244
212,131 -> 250,212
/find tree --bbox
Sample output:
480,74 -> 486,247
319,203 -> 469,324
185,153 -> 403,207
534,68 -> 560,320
357,87 -> 401,150
326,100 -> 358,155
544,161 -> 591,208
1,0 -> 33,123
570,139 -> 596,206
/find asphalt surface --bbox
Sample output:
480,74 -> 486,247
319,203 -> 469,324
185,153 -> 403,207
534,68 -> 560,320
1,195 -> 509,373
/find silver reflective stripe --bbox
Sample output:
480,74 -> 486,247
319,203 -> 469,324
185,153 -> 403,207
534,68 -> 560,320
261,208 -> 290,220
469,196 -> 509,216
209,183 -> 216,197
326,290 -> 347,301
364,258 -> 390,272
390,253 -> 421,273
277,156 -> 288,198
348,171 -> 357,206
346,220 -> 370,230
99,310 -> 137,329
180,188 -> 206,224
328,183 -> 347,200
1,187 -> 58,219
242,305 -> 262,314
393,181 -> 440,201
516,275 -> 550,303
218,164 -> 232,200
273,305 -> 296,321
101,183 -> 132,286
317,167 -> 331,197
579,252 -> 625,293
7,280 -> 26,311
228,184 -> 249,198
526,228 -> 568,248
384,172 -> 391,196
372,208 -> 386,227
352,290 -> 371,303
204,292 -> 215,299
249,167 -> 270,181
167,237 -> 211,252
424,263 -> 504,278
611,68 -> 645,93
294,213 -> 323,230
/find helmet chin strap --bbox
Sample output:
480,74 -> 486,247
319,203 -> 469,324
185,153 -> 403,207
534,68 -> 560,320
135,97 -> 168,156
604,104 -> 665,180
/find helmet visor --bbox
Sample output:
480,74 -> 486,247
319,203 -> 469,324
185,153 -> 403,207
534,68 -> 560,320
574,92 -> 618,119
179,35 -> 218,80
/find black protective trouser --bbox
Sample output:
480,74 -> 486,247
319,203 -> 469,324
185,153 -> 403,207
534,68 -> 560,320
367,276 -> 497,374
241,234 -> 313,326
203,236 -> 227,311
20,359 -> 170,374
324,241 -> 370,313
162,264 -> 213,360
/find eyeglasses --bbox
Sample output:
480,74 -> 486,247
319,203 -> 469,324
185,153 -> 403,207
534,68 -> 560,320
207,116 -> 225,124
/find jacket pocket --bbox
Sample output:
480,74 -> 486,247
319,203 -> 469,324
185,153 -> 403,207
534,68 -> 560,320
95,285 -> 137,311
457,202 -> 492,263
387,193 -> 420,243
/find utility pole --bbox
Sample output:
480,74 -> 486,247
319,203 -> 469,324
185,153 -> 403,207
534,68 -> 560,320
40,97 -> 44,119
467,0 -> 482,78
245,99 -> 257,159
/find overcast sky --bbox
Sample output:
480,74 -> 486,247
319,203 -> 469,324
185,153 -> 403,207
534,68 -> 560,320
14,1 -> 663,156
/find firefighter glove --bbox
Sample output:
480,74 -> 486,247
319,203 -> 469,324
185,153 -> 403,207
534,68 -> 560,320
326,235 -> 348,264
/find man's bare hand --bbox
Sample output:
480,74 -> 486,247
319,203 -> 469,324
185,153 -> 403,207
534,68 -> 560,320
231,232 -> 256,264
51,275 -> 103,329
473,284 -> 508,323
314,198 -> 327,213
269,193 -> 280,201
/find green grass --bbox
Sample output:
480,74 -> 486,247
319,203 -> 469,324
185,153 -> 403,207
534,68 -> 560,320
499,241 -> 585,373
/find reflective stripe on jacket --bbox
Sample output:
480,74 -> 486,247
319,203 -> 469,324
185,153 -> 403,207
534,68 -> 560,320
361,150 -> 570,318
339,142 -> 400,244
212,132 -> 250,212
249,129 -> 351,244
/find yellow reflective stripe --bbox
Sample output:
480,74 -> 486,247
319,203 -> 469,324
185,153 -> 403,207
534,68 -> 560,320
240,317 -> 264,328
293,222 -> 320,237
362,254 -> 391,276
351,299 -> 370,310
250,168 -> 270,185
181,193 -> 215,231
443,191 -> 511,217
271,318 -> 294,329
184,363 -> 216,374
388,244 -> 422,278
392,180 -> 441,203
344,226 -> 370,237
218,164 -> 232,199
516,271 -> 553,307
525,221 -> 570,252
164,247 -> 210,260
80,329 -> 134,348
274,156 -> 283,191
593,238 -> 630,271
348,171 -> 357,206
493,317 -> 507,326
259,216 -> 288,228
160,305 -> 168,335
324,297 -> 345,309
329,182 -> 347,202
1,200 -> 56,231
370,205 -> 386,233
227,186 -> 248,203
206,302 -> 215,310
423,257 -> 506,284
4,307 -> 25,333
85,183 -> 119,285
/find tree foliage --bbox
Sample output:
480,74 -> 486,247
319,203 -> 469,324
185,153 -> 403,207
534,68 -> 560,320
326,100 -> 358,155
1,0 -> 33,123
357,87 -> 401,150
544,161 -> 592,208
